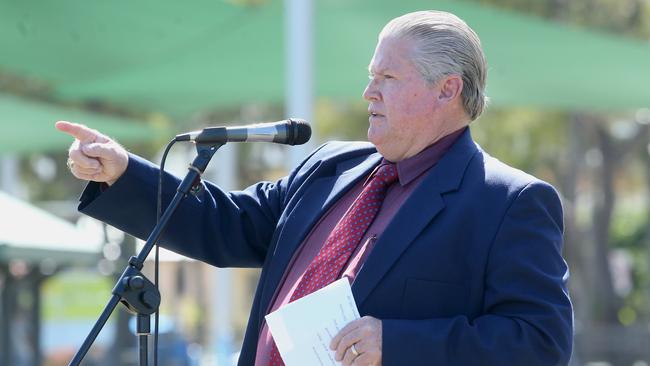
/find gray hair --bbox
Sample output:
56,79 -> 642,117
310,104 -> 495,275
380,10 -> 488,121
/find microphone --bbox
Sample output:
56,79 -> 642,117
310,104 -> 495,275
175,118 -> 311,146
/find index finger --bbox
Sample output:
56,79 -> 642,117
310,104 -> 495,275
55,121 -> 101,143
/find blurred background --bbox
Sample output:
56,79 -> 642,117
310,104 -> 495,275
1,0 -> 649,365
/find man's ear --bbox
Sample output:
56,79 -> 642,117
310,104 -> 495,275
437,75 -> 464,104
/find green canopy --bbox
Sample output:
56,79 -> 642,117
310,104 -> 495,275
0,0 -> 648,127
0,94 -> 165,153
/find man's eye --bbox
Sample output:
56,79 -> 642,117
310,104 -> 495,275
367,74 -> 393,81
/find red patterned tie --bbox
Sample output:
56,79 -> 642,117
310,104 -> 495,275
268,163 -> 398,366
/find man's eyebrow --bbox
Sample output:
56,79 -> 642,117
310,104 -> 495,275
368,65 -> 388,74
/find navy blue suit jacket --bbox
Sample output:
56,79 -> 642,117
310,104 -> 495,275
79,129 -> 573,365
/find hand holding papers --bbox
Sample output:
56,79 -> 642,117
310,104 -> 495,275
265,278 -> 360,366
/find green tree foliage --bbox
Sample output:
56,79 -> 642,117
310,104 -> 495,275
471,107 -> 568,182
476,0 -> 650,39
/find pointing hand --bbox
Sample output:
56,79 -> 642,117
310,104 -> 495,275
55,121 -> 129,185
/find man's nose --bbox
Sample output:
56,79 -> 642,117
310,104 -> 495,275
363,80 -> 379,101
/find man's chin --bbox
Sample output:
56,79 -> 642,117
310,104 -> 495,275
367,133 -> 386,153
367,130 -> 379,146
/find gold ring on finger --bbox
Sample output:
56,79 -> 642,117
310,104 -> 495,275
350,344 -> 360,357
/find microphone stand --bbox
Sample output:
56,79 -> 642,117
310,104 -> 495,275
69,142 -> 224,366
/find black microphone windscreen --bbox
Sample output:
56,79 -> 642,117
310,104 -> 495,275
288,118 -> 312,145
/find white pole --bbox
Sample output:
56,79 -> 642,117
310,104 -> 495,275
284,0 -> 315,170
206,144 -> 237,366
1,155 -> 21,196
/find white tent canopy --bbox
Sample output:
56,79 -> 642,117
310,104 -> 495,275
0,191 -> 103,265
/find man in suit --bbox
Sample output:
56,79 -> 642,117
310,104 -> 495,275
57,10 -> 573,366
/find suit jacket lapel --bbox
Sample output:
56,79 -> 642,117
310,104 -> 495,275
258,152 -> 382,315
353,129 -> 479,307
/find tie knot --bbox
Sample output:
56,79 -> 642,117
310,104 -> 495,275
375,163 -> 398,185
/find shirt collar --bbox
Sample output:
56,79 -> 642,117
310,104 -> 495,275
386,127 -> 467,186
